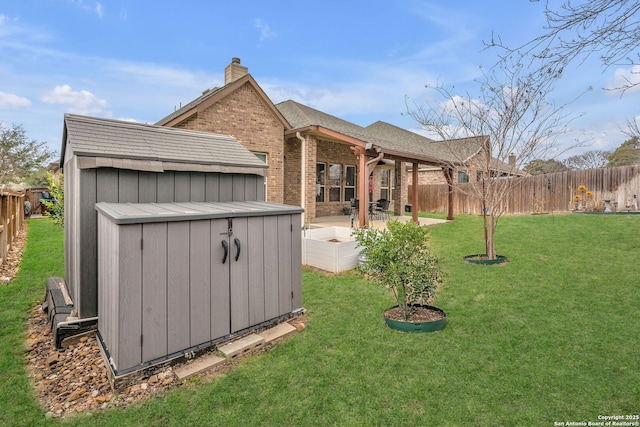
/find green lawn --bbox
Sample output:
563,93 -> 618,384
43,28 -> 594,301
1,214 -> 638,426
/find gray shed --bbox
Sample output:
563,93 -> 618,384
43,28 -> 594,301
96,201 -> 303,374
61,114 -> 269,321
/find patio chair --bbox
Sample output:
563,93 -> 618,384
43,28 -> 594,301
350,198 -> 359,215
374,199 -> 390,220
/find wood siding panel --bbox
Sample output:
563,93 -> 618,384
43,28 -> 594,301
118,169 -> 139,202
247,217 -> 265,325
219,174 -> 233,201
174,172 -> 191,202
278,215 -> 292,314
189,220 -> 211,346
263,216 -> 279,320
78,168 -> 97,317
230,217 -> 249,332
257,177 -> 265,201
290,214 -> 302,311
232,175 -> 245,201
190,172 -> 206,202
156,172 -> 175,203
210,219 -> 231,340
205,174 -> 220,202
117,224 -> 142,371
142,223 -> 168,363
97,214 -> 118,365
244,175 -> 258,201
64,157 -> 78,309
96,169 -> 119,203
167,222 -> 191,354
138,172 -> 157,203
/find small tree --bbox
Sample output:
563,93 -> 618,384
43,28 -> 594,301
354,220 -> 441,320
0,123 -> 56,185
42,172 -> 64,227
524,159 -> 569,175
408,61 -> 583,260
607,137 -> 640,166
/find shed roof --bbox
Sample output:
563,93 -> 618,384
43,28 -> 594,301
61,114 -> 268,175
96,201 -> 304,224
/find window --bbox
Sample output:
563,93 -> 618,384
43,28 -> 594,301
316,163 -> 326,202
344,165 -> 356,201
458,171 -> 469,183
380,169 -> 390,200
329,164 -> 342,202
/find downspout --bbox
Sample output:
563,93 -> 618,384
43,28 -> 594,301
296,132 -> 306,227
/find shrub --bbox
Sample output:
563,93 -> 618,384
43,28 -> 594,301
353,220 -> 441,320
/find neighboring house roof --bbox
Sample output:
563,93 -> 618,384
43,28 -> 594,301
155,74 -> 290,130
61,114 -> 268,175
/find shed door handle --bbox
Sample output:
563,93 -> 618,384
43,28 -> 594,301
234,238 -> 241,261
221,240 -> 229,264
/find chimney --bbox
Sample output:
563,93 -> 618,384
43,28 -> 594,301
508,153 -> 516,166
224,57 -> 248,85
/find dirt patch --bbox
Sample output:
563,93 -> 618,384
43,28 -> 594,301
0,224 -> 27,283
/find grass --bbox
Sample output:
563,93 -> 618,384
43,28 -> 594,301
0,219 -> 64,427
1,214 -> 639,426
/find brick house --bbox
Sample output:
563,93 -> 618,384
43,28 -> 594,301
156,58 -> 516,225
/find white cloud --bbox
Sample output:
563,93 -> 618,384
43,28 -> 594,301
95,2 -> 104,18
607,65 -> 640,94
254,18 -> 276,42
41,85 -> 108,114
69,0 -> 104,18
0,91 -> 31,108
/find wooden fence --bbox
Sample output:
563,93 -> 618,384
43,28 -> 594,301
0,191 -> 26,271
410,164 -> 640,215
27,187 -> 51,215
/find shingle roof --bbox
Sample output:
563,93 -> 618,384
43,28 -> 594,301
276,100 -> 484,165
154,86 -> 224,126
154,74 -> 290,130
62,114 -> 267,171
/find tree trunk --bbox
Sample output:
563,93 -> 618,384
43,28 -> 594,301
486,213 -> 497,260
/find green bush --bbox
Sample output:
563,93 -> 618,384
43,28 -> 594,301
353,220 -> 441,319
42,172 -> 64,227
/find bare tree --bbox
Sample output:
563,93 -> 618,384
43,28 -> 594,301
489,0 -> 640,93
407,61 -> 584,260
623,116 -> 640,139
563,150 -> 611,169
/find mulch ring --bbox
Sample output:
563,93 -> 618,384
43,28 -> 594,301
384,305 -> 445,322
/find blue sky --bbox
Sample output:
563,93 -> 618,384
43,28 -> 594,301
1,0 -> 638,159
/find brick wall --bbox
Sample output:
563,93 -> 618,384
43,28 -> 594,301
174,83 -> 285,204
409,168 -> 447,185
314,139 -> 359,217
